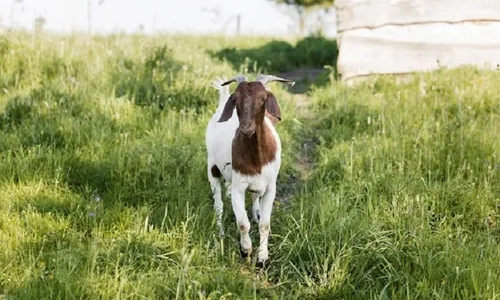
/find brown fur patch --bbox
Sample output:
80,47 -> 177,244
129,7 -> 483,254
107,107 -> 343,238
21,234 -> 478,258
265,111 -> 279,126
232,121 -> 277,175
264,91 -> 281,121
210,165 -> 221,178
219,81 -> 280,176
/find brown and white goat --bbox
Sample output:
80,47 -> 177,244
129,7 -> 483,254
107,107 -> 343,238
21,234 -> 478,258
205,74 -> 294,265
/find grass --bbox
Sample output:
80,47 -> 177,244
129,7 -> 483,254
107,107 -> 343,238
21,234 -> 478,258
0,30 -> 500,299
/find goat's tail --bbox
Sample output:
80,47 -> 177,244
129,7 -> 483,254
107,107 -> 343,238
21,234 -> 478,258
210,76 -> 230,107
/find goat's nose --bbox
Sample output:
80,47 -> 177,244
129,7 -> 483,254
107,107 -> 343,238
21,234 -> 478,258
241,124 -> 251,129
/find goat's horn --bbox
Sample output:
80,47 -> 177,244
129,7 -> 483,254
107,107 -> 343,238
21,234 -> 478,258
256,74 -> 295,86
221,74 -> 246,86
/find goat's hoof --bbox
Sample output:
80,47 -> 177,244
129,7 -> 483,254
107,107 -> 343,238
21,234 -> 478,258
256,259 -> 271,270
240,245 -> 252,259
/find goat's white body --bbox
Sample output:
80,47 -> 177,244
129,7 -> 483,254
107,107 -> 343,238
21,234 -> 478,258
232,147 -> 281,196
205,77 -> 281,263
205,99 -> 238,183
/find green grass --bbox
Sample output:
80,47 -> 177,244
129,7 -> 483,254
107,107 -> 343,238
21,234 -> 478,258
1,31 -> 500,299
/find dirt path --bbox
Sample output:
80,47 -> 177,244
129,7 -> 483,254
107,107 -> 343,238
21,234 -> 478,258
278,67 -> 328,95
282,67 -> 325,177
275,68 -> 324,204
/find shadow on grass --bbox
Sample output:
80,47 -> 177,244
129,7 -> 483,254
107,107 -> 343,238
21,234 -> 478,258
209,35 -> 339,94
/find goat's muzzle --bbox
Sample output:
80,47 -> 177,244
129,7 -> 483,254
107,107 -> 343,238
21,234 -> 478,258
240,123 -> 256,137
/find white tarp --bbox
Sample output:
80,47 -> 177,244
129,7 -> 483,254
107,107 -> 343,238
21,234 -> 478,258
336,0 -> 500,82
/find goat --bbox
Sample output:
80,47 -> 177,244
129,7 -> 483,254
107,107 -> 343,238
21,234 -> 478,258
205,74 -> 294,266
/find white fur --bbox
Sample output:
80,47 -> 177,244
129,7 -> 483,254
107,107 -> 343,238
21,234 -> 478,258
205,76 -> 281,263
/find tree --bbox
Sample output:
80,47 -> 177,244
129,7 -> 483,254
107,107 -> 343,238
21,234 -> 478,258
269,0 -> 334,36
34,15 -> 46,33
87,0 -> 106,34
270,0 -> 333,8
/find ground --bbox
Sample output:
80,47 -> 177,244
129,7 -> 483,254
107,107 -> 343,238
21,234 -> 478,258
1,33 -> 500,299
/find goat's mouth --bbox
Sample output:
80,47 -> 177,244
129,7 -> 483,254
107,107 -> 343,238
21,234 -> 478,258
239,124 -> 256,137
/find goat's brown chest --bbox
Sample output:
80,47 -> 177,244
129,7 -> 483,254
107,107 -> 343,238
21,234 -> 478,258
231,125 -> 277,175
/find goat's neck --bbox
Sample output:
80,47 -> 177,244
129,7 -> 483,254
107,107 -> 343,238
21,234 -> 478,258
232,120 -> 277,175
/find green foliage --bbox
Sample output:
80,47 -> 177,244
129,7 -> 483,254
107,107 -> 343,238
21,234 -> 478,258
211,35 -> 338,73
293,36 -> 338,68
0,31 -> 500,299
269,0 -> 334,8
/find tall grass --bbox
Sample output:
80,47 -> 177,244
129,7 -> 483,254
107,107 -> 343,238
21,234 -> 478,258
1,31 -> 499,299
286,69 -> 500,299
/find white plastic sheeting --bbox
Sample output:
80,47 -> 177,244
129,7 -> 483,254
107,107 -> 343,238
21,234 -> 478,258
336,0 -> 500,82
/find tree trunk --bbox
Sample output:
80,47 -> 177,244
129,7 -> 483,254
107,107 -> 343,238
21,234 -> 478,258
297,7 -> 306,36
87,0 -> 92,34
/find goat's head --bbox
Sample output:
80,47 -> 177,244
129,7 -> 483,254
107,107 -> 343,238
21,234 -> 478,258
217,74 -> 294,137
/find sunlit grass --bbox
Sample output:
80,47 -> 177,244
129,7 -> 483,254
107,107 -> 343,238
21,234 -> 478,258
1,31 -> 499,299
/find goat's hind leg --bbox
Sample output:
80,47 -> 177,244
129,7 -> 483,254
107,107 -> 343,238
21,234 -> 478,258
251,193 -> 260,224
208,164 -> 224,237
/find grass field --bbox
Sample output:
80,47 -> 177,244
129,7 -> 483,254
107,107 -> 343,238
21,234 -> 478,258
1,31 -> 500,299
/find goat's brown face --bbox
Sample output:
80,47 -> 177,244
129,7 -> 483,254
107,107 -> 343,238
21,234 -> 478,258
218,81 -> 281,137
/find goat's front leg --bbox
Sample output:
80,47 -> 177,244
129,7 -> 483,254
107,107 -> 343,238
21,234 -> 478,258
257,180 -> 276,265
231,184 -> 252,257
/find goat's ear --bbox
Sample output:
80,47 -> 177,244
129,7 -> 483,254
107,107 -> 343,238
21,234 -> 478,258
265,91 -> 281,121
218,94 -> 235,122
